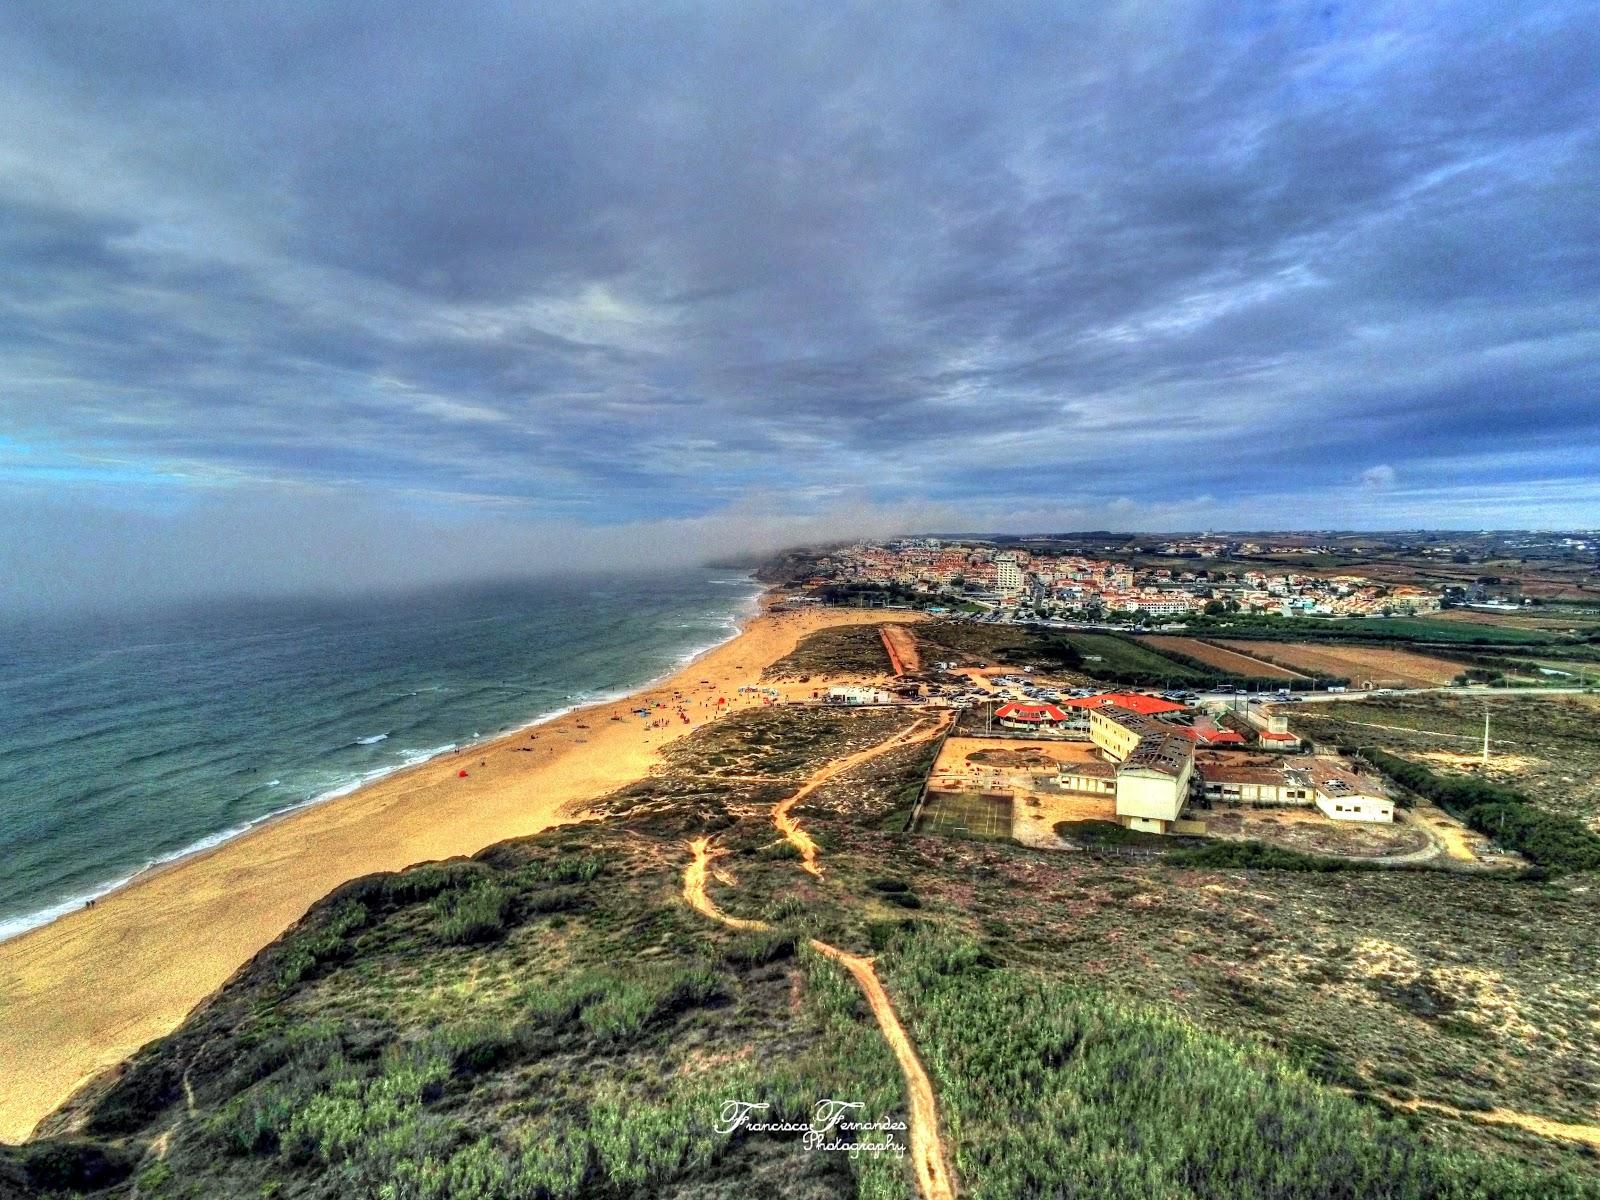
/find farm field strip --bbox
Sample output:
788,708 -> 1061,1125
1218,641 -> 1466,688
1063,633 -> 1210,681
1139,636 -> 1304,679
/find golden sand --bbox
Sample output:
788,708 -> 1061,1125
0,600 -> 918,1142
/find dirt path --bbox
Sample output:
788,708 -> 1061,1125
881,625 -> 921,676
770,717 -> 944,878
1409,800 -> 1488,864
808,940 -> 956,1200
682,838 -> 767,931
682,717 -> 957,1200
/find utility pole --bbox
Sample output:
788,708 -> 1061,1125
1482,704 -> 1491,767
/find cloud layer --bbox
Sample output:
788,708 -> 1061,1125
2,1 -> 1597,607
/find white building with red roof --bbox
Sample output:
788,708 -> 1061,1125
993,701 -> 1069,731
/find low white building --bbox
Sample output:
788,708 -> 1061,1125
824,685 -> 894,706
1194,754 -> 1394,823
1308,760 -> 1394,822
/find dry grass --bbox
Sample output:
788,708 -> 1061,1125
1222,641 -> 1467,687
1202,807 -> 1430,858
1141,636 -> 1304,679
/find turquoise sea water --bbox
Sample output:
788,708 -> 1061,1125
0,569 -> 761,940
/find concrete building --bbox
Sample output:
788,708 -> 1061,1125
1114,734 -> 1195,833
1194,753 -> 1393,823
1057,759 -> 1117,794
1196,755 -> 1314,806
1306,759 -> 1394,822
1088,704 -> 1195,834
996,554 -> 1025,596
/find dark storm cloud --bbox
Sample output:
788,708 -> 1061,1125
1,0 -> 1598,608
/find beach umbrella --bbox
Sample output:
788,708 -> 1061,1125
458,769 -> 469,778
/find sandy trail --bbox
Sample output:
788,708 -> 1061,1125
682,717 -> 957,1200
808,939 -> 956,1200
682,838 -> 767,930
771,716 -> 944,877
0,602 -> 921,1143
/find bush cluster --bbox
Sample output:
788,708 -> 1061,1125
432,881 -> 512,945
1167,840 -> 1381,873
1359,749 -> 1600,872
880,926 -> 1600,1199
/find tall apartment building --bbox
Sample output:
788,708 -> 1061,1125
995,554 -> 1024,596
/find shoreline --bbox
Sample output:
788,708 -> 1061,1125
0,595 -> 919,1143
0,579 -> 767,948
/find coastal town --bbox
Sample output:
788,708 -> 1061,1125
813,538 -> 1442,620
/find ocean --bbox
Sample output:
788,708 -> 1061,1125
0,569 -> 762,941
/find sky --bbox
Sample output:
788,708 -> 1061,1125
2,1 -> 1598,609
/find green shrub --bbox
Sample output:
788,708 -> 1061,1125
881,926 -> 1600,1200
17,1141 -> 133,1192
135,1160 -> 172,1194
522,973 -> 613,1028
432,881 -> 511,945
1361,749 -> 1600,872
522,964 -> 725,1043
1168,841 -> 1379,873
531,854 -> 605,884
383,861 -> 488,904
218,1085 -> 304,1156
866,877 -> 911,893
275,900 -> 369,987
436,1021 -> 522,1076
717,929 -> 798,965
84,1057 -> 182,1134
523,886 -> 585,914
757,839 -> 803,861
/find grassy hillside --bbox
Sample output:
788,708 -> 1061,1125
5,705 -> 1598,1199
1290,694 -> 1600,825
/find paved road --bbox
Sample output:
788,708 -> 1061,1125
1198,684 -> 1595,706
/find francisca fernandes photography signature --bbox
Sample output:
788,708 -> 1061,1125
716,1100 -> 909,1158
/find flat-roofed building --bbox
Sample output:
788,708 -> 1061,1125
1307,759 -> 1394,823
1089,705 -> 1146,761
824,685 -> 894,706
1115,733 -> 1194,833
1196,754 -> 1314,806
996,554 -> 1025,596
1194,752 -> 1393,823
1057,759 -> 1118,794
1088,704 -> 1195,834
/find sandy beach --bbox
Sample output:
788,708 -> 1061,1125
0,599 -> 919,1143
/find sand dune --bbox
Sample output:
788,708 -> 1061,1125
0,599 -> 918,1143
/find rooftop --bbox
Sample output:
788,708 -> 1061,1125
995,701 -> 1069,722
1062,692 -> 1187,716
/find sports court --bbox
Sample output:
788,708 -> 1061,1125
912,789 -> 1015,840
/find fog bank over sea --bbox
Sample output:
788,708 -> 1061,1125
0,569 -> 762,940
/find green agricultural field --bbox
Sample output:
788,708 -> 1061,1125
1060,632 -> 1213,683
1196,614 -> 1559,645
